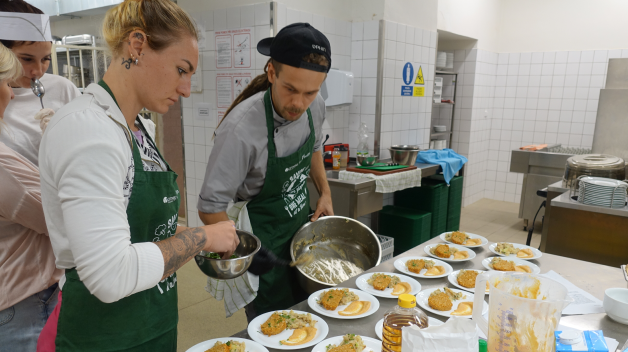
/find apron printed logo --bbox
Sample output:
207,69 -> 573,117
163,195 -> 178,203
282,165 -> 310,217
152,213 -> 179,242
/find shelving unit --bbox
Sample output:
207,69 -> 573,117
430,71 -> 458,149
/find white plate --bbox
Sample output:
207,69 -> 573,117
581,178 -> 628,188
447,270 -> 489,294
186,338 -> 269,352
311,335 -> 381,352
439,232 -> 488,248
247,310 -> 329,350
355,272 -> 422,298
488,243 -> 542,260
307,288 -> 380,319
424,243 -> 477,262
374,317 -> 444,340
481,257 -> 541,274
416,287 -> 488,319
393,256 -> 453,279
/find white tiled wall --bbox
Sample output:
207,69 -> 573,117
484,49 -> 625,203
183,2 -> 272,227
379,21 -> 438,157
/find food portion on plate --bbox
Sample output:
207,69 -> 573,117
318,288 -> 359,311
445,231 -> 483,246
259,311 -> 318,346
366,273 -> 411,295
490,257 -> 532,273
427,287 -> 473,316
456,270 -> 480,289
325,334 -> 366,352
494,243 -> 535,259
204,340 -> 246,352
405,259 -> 445,276
430,244 -> 469,260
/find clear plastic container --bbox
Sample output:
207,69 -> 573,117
332,147 -> 341,170
382,294 -> 429,352
339,146 -> 349,168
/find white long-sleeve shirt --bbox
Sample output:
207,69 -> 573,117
39,83 -> 165,304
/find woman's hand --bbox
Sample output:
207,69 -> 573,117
202,220 -> 240,258
34,108 -> 55,132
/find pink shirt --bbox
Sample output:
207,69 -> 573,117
0,142 -> 62,310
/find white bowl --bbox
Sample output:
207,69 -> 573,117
604,288 -> 628,325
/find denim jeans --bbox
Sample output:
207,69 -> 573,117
0,284 -> 59,351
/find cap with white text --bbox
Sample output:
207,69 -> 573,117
257,23 -> 331,73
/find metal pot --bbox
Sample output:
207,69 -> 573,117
290,216 -> 382,294
194,230 -> 260,280
389,145 -> 420,166
562,154 -> 625,190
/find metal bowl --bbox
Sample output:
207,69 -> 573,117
389,145 -> 420,166
194,230 -> 260,280
357,155 -> 377,166
290,216 -> 382,294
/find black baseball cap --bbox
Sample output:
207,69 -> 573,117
257,23 -> 331,73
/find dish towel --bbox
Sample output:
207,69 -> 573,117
205,201 -> 259,318
338,168 -> 422,193
415,149 -> 468,184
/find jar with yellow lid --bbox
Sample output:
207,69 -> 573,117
382,294 -> 429,352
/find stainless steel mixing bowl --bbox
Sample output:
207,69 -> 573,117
389,145 -> 420,166
357,155 -> 377,166
194,230 -> 260,280
290,216 -> 382,294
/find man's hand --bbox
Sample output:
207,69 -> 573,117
311,193 -> 333,221
203,220 -> 240,258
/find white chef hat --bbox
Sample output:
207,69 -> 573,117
0,11 -> 52,42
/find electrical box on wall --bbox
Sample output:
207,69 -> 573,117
320,69 -> 353,106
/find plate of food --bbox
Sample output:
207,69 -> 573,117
393,257 -> 453,279
447,270 -> 489,294
439,231 -> 488,248
424,243 -> 476,262
186,338 -> 268,352
307,288 -> 380,319
374,317 -> 444,340
247,310 -> 329,350
481,257 -> 541,274
489,242 -> 542,260
355,272 -> 421,298
416,287 -> 488,319
311,334 -> 381,352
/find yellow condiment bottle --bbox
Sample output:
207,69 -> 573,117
382,294 -> 429,352
332,147 -> 341,170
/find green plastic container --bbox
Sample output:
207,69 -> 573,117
428,175 -> 464,232
379,206 -> 432,256
394,179 -> 449,238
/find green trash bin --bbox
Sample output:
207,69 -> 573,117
379,205 -> 432,256
394,179 -> 449,238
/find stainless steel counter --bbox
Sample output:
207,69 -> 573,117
551,192 -> 628,217
232,237 -> 628,349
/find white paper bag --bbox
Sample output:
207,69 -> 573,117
401,318 -> 478,352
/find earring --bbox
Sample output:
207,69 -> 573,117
135,58 -> 139,65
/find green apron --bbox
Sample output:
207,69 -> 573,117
247,88 -> 315,315
55,81 -> 180,351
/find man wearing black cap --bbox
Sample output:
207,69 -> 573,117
197,23 -> 334,317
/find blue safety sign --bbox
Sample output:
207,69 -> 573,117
402,62 -> 414,85
401,86 -> 413,96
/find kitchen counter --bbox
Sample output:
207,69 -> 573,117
551,190 -> 628,217
232,236 -> 628,349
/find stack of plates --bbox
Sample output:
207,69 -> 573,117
436,51 -> 447,69
577,177 -> 627,208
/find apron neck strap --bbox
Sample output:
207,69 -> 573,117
98,79 -> 121,109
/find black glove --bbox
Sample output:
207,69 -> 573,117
247,246 -> 290,276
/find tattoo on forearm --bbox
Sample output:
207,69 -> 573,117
121,57 -> 132,69
155,227 -> 206,278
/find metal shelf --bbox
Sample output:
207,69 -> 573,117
433,102 -> 455,105
430,71 -> 458,150
431,132 -> 453,138
435,70 -> 458,75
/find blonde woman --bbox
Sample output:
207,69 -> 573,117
37,0 -> 239,350
0,44 -> 63,350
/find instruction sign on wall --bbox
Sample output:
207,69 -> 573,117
215,28 -> 253,69
402,62 -> 414,86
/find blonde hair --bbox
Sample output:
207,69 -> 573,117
102,0 -> 198,58
0,44 -> 21,127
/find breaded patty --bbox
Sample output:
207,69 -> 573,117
450,232 -> 467,245
434,244 -> 451,258
206,342 -> 229,352
328,344 -> 356,352
320,289 -> 344,310
428,290 -> 453,311
260,312 -> 287,336
372,275 -> 391,290
457,270 -> 479,288
491,258 -> 515,271
406,259 -> 425,274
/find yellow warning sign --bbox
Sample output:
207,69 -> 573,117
413,86 -> 424,97
415,66 -> 424,85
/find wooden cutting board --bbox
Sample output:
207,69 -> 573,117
346,165 -> 418,176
